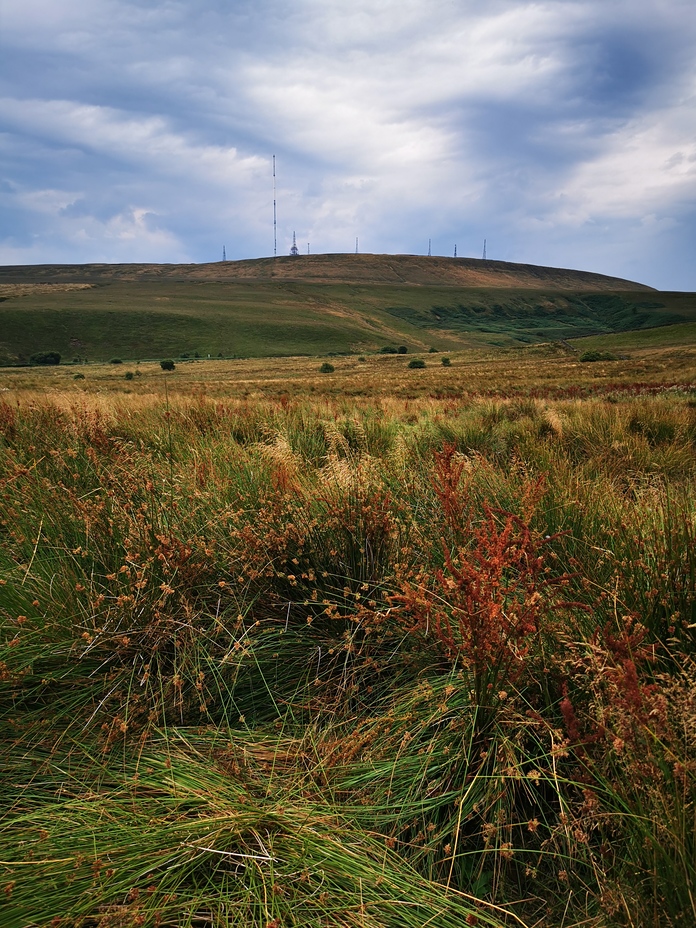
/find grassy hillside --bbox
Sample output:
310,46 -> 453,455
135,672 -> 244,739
0,256 -> 694,365
0,252 -> 658,288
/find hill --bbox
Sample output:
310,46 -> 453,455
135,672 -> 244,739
0,254 -> 693,365
0,252 -> 656,289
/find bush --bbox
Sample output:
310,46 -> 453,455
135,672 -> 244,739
408,358 -> 426,369
160,359 -> 176,371
124,371 -> 134,381
29,351 -> 61,366
428,347 -> 439,353
380,346 -> 398,354
441,357 -> 451,366
73,372 -> 85,380
319,362 -> 335,373
357,356 -> 367,363
109,358 -> 123,365
579,350 -> 620,362
397,346 -> 408,354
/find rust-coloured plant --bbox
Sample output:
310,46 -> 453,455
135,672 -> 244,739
394,446 -> 576,715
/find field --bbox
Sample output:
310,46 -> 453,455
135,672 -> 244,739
1,255 -> 695,365
1,334 -> 695,927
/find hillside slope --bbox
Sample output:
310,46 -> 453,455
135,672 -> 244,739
1,255 -> 692,365
0,253 -> 655,290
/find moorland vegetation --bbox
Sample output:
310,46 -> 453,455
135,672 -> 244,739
1,338 -> 695,927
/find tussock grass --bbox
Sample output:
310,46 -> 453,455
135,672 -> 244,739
1,382 -> 695,926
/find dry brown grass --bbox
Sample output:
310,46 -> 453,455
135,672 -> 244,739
1,341 -> 694,405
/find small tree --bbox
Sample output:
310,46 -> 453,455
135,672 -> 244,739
160,359 -> 176,371
397,346 -> 408,354
408,358 -> 426,369
319,362 -> 335,373
441,357 -> 451,367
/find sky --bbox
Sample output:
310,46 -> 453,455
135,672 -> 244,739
1,0 -> 695,290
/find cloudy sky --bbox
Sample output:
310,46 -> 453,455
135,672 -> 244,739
1,0 -> 695,289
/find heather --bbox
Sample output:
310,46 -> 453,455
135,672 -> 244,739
1,387 -> 695,927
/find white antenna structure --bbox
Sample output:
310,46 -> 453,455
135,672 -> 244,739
273,155 -> 277,258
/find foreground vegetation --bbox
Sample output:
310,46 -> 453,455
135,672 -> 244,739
1,354 -> 695,926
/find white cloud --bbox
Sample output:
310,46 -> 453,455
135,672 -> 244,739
0,0 -> 695,285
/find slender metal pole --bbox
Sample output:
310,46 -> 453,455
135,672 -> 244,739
273,155 -> 277,258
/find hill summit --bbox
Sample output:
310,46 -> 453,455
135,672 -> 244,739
0,253 -> 654,291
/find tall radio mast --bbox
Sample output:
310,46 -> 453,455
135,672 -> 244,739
482,238 -> 487,260
273,155 -> 277,258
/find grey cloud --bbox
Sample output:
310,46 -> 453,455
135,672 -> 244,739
0,0 -> 695,287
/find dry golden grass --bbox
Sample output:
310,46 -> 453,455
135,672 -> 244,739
1,341 -> 694,405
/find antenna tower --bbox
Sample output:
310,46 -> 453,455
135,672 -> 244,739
290,231 -> 299,256
454,244 -> 457,258
482,238 -> 487,260
222,245 -> 226,262
272,155 -> 277,258
355,237 -> 359,254
428,238 -> 431,257
307,243 -> 310,255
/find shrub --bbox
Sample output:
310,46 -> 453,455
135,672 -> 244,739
579,350 -> 620,362
408,358 -> 426,369
441,357 -> 451,366
109,358 -> 123,364
380,346 -> 398,354
428,347 -> 439,353
29,351 -> 60,365
124,371 -> 134,381
397,346 -> 408,354
319,362 -> 335,373
160,359 -> 176,371
357,356 -> 367,362
73,372 -> 85,380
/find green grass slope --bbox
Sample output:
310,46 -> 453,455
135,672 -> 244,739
0,256 -> 693,364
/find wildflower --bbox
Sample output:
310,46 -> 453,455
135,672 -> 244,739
499,842 -> 514,860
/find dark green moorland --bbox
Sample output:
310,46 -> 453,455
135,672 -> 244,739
1,253 -> 694,364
